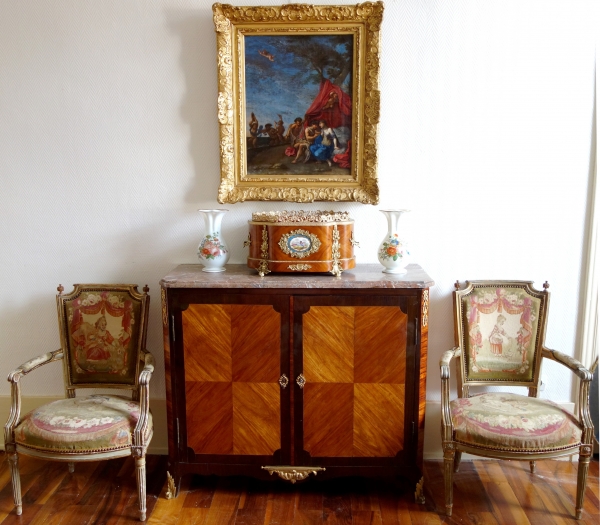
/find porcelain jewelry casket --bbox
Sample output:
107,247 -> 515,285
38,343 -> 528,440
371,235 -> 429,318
246,211 -> 358,277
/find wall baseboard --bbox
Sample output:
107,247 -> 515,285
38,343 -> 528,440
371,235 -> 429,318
0,397 -> 576,460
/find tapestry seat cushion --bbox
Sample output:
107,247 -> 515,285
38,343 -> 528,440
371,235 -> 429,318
450,393 -> 581,451
14,394 -> 152,454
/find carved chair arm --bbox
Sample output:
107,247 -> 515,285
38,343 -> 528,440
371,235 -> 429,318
4,349 -> 64,447
133,350 -> 155,454
138,350 -> 155,386
440,348 -> 461,379
440,348 -> 461,442
542,347 -> 592,381
7,349 -> 64,383
543,348 -> 597,437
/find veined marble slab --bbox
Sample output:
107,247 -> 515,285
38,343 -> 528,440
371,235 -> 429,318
161,264 -> 434,289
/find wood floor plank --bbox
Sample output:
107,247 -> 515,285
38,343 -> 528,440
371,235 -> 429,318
263,487 -> 296,524
0,454 -> 596,524
0,503 -> 43,525
351,510 -> 383,525
406,497 -> 443,525
478,460 -> 537,525
533,460 -> 587,524
297,484 -> 324,512
293,509 -> 325,524
376,482 -> 410,525
323,493 -> 352,524
201,476 -> 243,525
234,479 -> 270,525
435,459 -> 475,520
499,461 -> 560,525
453,461 -> 493,514
184,475 -> 218,509
178,507 -> 209,525
146,475 -> 191,525
350,477 -> 376,513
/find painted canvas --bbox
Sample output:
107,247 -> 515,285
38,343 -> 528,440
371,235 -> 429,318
213,2 -> 383,204
244,34 -> 353,176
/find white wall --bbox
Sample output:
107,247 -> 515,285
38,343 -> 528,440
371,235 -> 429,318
0,0 -> 596,444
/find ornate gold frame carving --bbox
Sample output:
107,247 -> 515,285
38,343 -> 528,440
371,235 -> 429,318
213,2 -> 383,204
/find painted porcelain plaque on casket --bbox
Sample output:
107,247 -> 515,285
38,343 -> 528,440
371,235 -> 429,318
247,210 -> 357,276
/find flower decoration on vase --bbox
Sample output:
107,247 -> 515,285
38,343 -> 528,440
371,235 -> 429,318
198,209 -> 229,272
377,209 -> 410,274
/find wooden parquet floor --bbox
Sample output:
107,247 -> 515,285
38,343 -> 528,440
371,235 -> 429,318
0,453 -> 596,524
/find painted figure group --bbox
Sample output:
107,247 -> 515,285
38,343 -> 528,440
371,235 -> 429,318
284,118 -> 340,166
248,112 -> 345,168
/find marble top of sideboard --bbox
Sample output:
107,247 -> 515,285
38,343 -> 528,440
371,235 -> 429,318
160,264 -> 434,290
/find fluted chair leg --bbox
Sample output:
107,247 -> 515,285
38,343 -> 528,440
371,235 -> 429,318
68,462 -> 75,473
7,450 -> 22,516
136,455 -> 147,521
575,448 -> 591,519
529,461 -> 536,473
443,445 -> 455,517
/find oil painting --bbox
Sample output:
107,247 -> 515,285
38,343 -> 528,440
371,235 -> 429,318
245,34 -> 353,176
213,2 -> 383,204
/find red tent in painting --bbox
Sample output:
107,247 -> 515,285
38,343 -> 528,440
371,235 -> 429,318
304,78 -> 352,129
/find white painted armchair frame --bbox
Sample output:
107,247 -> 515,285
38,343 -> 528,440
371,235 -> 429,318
3,284 -> 154,521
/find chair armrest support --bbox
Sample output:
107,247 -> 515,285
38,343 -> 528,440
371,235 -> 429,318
542,347 -> 592,381
138,350 -> 155,386
543,347 -> 596,440
440,348 -> 461,442
440,348 -> 461,379
133,350 -> 154,454
4,349 -> 63,448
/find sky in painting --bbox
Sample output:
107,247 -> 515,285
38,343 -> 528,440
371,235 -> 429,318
244,34 -> 352,136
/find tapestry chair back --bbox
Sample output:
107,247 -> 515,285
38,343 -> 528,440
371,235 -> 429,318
453,280 -> 549,396
57,284 -> 150,394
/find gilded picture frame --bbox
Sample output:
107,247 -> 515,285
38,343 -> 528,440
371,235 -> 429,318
213,2 -> 383,204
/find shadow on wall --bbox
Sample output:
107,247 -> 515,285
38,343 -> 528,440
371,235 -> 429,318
0,214 -> 200,401
167,8 -> 222,204
0,212 -> 200,456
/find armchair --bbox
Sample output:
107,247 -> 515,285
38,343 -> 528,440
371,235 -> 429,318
4,284 -> 154,521
440,280 -> 595,519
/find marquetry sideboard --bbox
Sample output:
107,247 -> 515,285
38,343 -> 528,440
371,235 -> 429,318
160,264 -> 433,499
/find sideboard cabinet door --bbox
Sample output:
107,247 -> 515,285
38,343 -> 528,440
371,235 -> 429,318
293,294 -> 421,478
161,264 -> 433,495
169,292 -> 291,472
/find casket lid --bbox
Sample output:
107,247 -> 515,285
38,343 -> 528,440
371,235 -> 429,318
250,210 -> 353,224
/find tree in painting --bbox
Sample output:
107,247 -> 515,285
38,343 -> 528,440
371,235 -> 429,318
245,34 -> 353,175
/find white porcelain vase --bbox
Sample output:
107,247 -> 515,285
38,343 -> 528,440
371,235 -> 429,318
377,209 -> 411,274
198,209 -> 229,272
